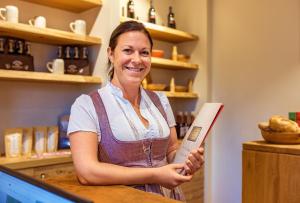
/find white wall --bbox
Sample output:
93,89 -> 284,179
209,0 -> 300,202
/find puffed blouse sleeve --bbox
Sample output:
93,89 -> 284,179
67,94 -> 100,139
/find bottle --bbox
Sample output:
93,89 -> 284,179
57,46 -> 63,58
0,38 -> 4,53
8,39 -> 15,54
74,46 -> 79,59
127,0 -> 135,19
170,77 -> 175,92
148,0 -> 156,24
25,42 -> 31,55
167,6 -> 176,28
176,111 -> 184,139
82,47 -> 88,59
171,45 -> 178,61
183,111 -> 189,136
16,40 -> 24,55
65,46 -> 71,59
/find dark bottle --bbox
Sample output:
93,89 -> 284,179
25,42 -> 31,55
57,46 -> 63,58
176,111 -> 184,139
148,0 -> 156,24
127,0 -> 135,18
167,6 -> 176,28
0,38 -> 5,53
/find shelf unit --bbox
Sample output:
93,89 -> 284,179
163,91 -> 198,99
151,57 -> 198,70
0,151 -> 72,170
0,21 -> 101,45
120,17 -> 198,43
21,0 -> 102,13
0,70 -> 101,84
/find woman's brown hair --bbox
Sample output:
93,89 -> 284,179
107,21 -> 153,80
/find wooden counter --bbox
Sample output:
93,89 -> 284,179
242,140 -> 300,203
44,175 -> 180,203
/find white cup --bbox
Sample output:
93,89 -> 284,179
69,19 -> 86,35
29,16 -> 46,28
47,59 -> 64,74
0,5 -> 19,23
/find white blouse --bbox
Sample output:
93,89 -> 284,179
67,82 -> 176,142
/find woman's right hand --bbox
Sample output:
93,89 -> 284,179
154,164 -> 192,189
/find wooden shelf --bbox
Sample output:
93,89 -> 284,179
21,0 -> 102,13
0,151 -> 72,170
0,21 -> 101,45
0,69 -> 102,84
151,57 -> 199,70
120,17 -> 198,43
163,91 -> 198,99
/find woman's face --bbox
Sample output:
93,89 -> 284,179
108,31 -> 151,87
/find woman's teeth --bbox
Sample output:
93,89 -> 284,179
125,66 -> 143,72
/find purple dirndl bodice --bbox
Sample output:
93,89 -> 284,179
89,90 -> 184,201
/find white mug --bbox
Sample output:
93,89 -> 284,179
0,5 -> 19,23
47,59 -> 64,74
29,16 -> 46,28
69,19 -> 86,35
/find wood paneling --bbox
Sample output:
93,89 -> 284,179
242,141 -> 300,203
181,168 -> 204,203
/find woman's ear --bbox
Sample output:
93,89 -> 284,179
107,47 -> 114,64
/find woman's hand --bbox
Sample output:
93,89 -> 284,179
183,147 -> 204,175
154,164 -> 192,189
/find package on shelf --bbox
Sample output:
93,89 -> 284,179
47,126 -> 58,153
33,126 -> 47,156
0,37 -> 34,71
22,127 -> 33,157
57,45 -> 90,75
4,128 -> 23,158
58,115 -> 70,149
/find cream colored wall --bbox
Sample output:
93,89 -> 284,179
209,0 -> 300,202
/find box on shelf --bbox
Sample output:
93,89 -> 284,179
64,59 -> 90,75
0,37 -> 34,71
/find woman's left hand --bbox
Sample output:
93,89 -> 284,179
184,147 -> 204,175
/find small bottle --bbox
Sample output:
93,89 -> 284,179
127,0 -> 135,19
57,46 -> 63,58
176,111 -> 184,139
172,45 -> 178,61
148,0 -> 156,24
188,79 -> 193,93
183,111 -> 189,136
82,47 -> 88,59
74,46 -> 79,59
167,6 -> 176,28
16,40 -> 24,55
65,46 -> 71,59
8,39 -> 15,54
25,42 -> 31,55
170,77 -> 175,92
0,38 -> 5,53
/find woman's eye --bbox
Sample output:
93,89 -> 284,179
141,50 -> 150,56
123,49 -> 133,54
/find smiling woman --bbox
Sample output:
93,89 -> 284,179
67,21 -> 205,201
